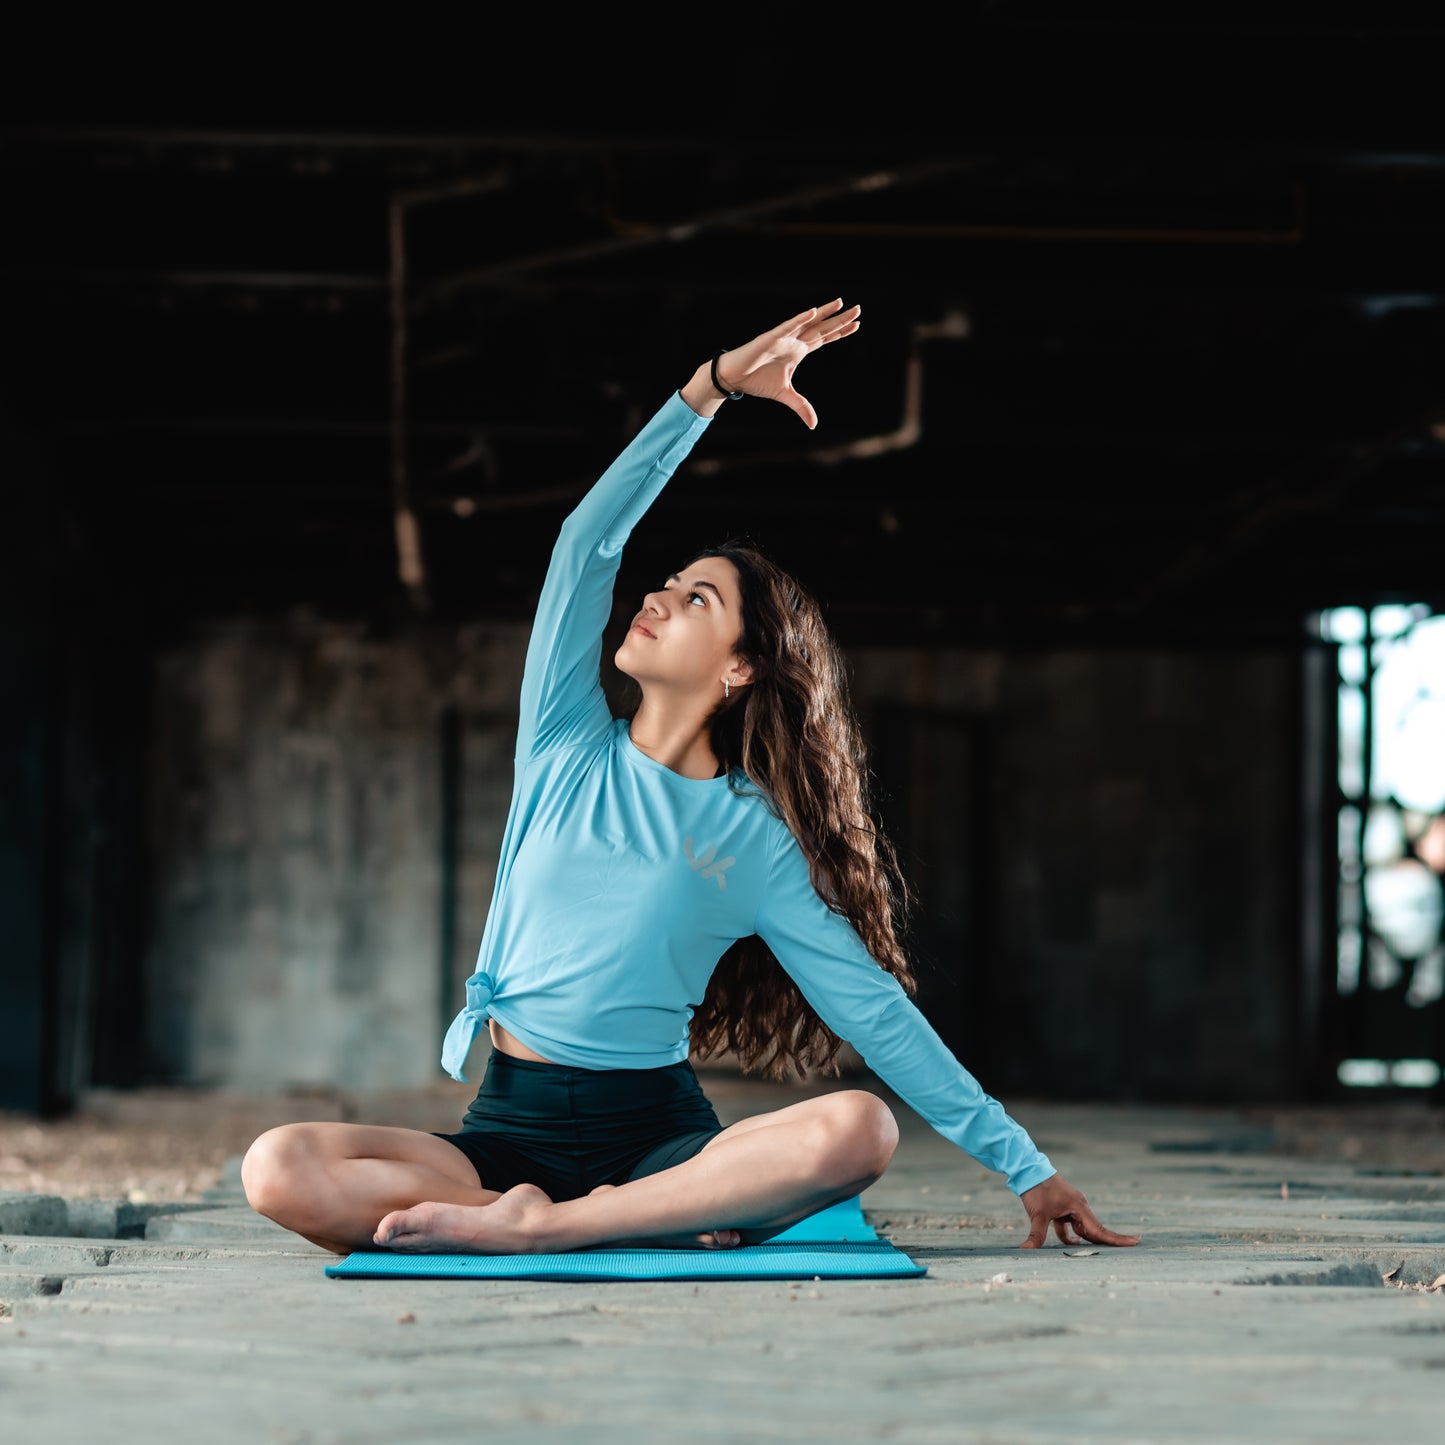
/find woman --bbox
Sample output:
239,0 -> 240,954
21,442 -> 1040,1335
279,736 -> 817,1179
242,299 -> 1140,1256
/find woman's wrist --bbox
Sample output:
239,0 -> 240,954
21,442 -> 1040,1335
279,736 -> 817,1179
680,361 -> 729,419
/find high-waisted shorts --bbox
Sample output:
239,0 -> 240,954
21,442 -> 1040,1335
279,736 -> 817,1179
434,1049 -> 726,1202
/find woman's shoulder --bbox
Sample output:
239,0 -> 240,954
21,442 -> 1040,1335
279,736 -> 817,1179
726,769 -> 782,816
725,773 -> 807,862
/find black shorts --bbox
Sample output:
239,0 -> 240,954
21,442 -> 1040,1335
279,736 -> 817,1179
434,1049 -> 725,1202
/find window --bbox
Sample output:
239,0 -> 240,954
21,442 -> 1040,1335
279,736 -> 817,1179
1318,604 -> 1445,1091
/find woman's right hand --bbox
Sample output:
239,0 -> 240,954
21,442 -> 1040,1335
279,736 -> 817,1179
1018,1172 -> 1142,1250
680,299 -> 861,430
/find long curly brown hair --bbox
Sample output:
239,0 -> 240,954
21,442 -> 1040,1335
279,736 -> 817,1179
678,541 -> 917,1080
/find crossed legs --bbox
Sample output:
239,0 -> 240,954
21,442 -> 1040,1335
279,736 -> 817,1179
241,1122 -> 504,1255
242,1088 -> 899,1256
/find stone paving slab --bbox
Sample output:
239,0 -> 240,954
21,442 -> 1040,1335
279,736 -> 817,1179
2,1090 -> 1444,1444
0,1193 -> 224,1240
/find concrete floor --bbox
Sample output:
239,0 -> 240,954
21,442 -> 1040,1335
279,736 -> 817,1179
3,1077 -> 1444,1444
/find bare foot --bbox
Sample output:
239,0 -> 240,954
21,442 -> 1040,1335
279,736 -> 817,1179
374,1183 -> 553,1254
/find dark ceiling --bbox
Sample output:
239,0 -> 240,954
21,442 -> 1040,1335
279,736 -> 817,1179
5,14 -> 1444,650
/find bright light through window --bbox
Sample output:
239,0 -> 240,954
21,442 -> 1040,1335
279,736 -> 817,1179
1318,604 -> 1444,1089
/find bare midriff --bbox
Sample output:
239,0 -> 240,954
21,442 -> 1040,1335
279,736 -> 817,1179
488,1018 -> 556,1064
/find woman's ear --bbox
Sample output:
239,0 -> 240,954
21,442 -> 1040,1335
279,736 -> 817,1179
728,656 -> 756,688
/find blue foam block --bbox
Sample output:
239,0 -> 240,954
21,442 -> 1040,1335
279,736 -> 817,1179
764,1195 -> 881,1243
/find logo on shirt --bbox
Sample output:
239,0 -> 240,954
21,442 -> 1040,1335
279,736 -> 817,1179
683,837 -> 735,891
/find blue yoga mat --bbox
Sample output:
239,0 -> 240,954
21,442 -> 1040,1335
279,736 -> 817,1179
325,1195 -> 925,1282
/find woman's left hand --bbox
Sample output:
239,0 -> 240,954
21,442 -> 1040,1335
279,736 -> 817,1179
681,298 -> 861,430
1018,1173 -> 1142,1249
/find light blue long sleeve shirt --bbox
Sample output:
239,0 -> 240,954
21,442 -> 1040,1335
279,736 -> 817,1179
441,391 -> 1055,1196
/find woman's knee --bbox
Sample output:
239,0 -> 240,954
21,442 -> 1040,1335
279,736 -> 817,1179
240,1123 -> 324,1216
814,1090 -> 899,1187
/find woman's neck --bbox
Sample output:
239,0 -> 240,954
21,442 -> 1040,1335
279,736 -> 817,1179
627,700 -> 719,780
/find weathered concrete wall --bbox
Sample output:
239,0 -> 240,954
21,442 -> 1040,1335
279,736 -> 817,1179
146,613 -> 527,1092
146,616 -> 1300,1099
848,648 -> 1299,1102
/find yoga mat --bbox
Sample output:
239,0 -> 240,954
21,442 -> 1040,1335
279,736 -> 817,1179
325,1195 -> 926,1282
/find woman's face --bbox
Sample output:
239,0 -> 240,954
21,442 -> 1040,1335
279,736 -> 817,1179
613,555 -> 751,699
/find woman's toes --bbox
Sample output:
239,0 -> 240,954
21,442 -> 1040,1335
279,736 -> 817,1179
375,1202 -> 442,1245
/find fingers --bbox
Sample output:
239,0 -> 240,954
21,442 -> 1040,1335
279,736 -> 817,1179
1072,1205 -> 1142,1248
809,300 -> 861,345
1018,1205 -> 1072,1250
751,299 -> 861,367
763,304 -> 825,345
785,299 -> 860,348
1086,1223 -> 1143,1248
777,385 -> 820,430
788,300 -> 859,428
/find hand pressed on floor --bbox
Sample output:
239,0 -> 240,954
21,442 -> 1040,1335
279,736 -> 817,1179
1019,1173 -> 1141,1249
